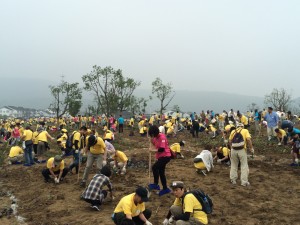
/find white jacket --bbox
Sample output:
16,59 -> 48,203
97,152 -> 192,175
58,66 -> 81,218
195,150 -> 214,172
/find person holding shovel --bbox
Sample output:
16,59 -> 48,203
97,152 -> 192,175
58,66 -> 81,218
148,125 -> 172,196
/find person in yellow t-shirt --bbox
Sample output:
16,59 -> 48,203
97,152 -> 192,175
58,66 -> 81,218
214,145 -> 230,165
113,187 -> 152,225
80,135 -> 107,187
208,124 -> 218,139
8,146 -> 24,164
139,125 -> 148,137
21,126 -> 34,166
162,181 -> 208,225
229,124 -> 254,186
36,127 -> 55,163
275,128 -> 288,145
104,130 -> 114,142
42,155 -> 69,183
170,141 -> 185,159
110,150 -> 128,175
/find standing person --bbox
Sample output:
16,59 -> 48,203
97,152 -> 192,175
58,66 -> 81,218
36,127 -> 55,163
21,126 -> 34,166
192,120 -> 200,138
254,109 -> 261,135
264,107 -> 279,141
118,115 -> 124,133
148,125 -> 172,196
81,165 -> 113,211
113,187 -> 152,225
229,123 -> 254,186
162,181 -> 208,225
80,134 -> 107,187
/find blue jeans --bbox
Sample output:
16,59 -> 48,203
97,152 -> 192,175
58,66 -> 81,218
24,145 -> 34,164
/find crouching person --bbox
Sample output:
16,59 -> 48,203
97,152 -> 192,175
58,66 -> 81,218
110,150 -> 128,175
112,187 -> 152,225
193,145 -> 214,176
42,155 -> 69,183
81,165 -> 113,211
8,146 -> 24,164
162,181 -> 208,225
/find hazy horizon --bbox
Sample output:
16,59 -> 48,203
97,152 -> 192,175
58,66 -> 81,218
1,0 -> 300,98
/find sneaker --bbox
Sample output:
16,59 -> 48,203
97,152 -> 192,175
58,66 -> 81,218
30,162 -> 35,165
159,188 -> 171,196
23,164 -> 31,167
148,183 -> 160,191
231,180 -> 237,185
241,182 -> 250,187
91,205 -> 100,211
201,170 -> 207,176
12,161 -> 22,165
290,163 -> 299,167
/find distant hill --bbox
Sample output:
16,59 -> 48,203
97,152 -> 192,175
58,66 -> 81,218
0,77 -> 268,113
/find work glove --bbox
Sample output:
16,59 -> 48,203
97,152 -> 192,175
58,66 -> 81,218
162,218 -> 169,225
75,149 -> 79,154
103,160 -> 107,166
217,159 -> 222,163
250,148 -> 254,154
54,177 -> 59,184
295,158 -> 299,164
121,167 -> 126,175
169,216 -> 174,223
145,220 -> 152,225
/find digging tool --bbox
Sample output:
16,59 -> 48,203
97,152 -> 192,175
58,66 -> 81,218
148,138 -> 152,184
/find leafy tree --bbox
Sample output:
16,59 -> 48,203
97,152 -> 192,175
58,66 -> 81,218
129,96 -> 152,115
49,81 -> 82,123
264,88 -> 292,111
82,65 -> 140,116
152,77 -> 175,115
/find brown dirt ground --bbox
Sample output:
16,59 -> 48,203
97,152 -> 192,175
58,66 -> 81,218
1,127 -> 300,225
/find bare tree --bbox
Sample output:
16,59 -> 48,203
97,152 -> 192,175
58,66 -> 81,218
264,88 -> 292,111
247,102 -> 259,112
152,77 -> 175,115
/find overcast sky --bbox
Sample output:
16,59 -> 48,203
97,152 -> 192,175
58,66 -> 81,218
1,0 -> 300,98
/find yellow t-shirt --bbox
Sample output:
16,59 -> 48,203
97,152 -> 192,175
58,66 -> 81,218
37,131 -> 49,142
240,115 -> 248,125
114,193 -> 145,217
90,137 -> 106,154
229,128 -> 251,149
209,125 -> 217,132
130,118 -> 134,126
167,126 -> 174,134
225,124 -> 234,132
173,194 -> 208,224
277,129 -> 287,138
72,131 -> 81,148
221,147 -> 230,157
104,131 -> 113,140
194,162 -> 206,170
139,126 -> 147,134
46,157 -> 65,172
9,146 -> 24,157
23,130 -> 33,141
170,143 -> 181,153
113,151 -> 128,163
32,131 -> 39,144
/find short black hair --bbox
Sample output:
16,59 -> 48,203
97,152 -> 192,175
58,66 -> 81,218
148,125 -> 159,137
80,126 -> 87,131
100,165 -> 112,177
275,128 -> 279,133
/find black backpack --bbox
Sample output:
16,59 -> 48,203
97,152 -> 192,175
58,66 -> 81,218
66,132 -> 78,149
231,130 -> 245,150
182,189 -> 213,214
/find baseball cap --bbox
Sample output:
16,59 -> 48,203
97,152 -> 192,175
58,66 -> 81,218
236,123 -> 244,127
61,129 -> 68,133
170,181 -> 184,189
135,187 -> 149,202
54,155 -> 62,166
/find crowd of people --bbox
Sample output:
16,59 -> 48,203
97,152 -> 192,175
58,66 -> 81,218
0,107 -> 299,225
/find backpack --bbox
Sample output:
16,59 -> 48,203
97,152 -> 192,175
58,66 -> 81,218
231,130 -> 245,150
182,189 -> 213,214
66,132 -> 78,149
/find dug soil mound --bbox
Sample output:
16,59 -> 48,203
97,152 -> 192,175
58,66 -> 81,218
1,128 -> 300,225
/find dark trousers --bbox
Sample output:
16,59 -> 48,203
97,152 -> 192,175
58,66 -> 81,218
83,190 -> 107,206
33,144 -> 38,154
152,157 -> 170,190
69,157 -> 79,174
280,136 -> 288,145
119,124 -> 124,133
114,209 -> 152,225
42,168 -> 69,181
